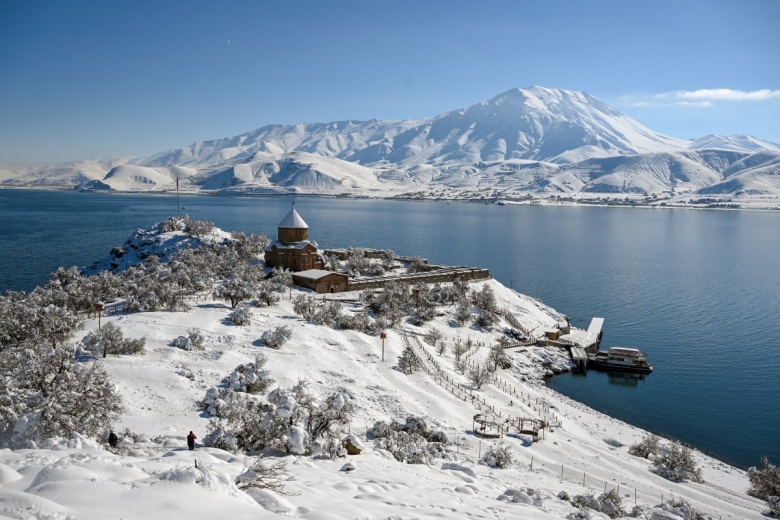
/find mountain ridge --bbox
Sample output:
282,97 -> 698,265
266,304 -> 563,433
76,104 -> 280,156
3,86 -> 779,208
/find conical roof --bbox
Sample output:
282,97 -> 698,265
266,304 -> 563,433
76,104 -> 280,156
278,206 -> 308,229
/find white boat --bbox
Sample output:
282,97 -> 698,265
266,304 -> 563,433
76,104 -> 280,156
588,347 -> 653,374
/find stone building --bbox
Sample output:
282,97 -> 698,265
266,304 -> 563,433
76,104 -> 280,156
292,269 -> 349,293
264,205 -> 325,272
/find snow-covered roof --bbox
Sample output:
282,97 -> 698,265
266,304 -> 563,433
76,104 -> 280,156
292,269 -> 342,281
265,240 -> 317,251
279,206 -> 308,229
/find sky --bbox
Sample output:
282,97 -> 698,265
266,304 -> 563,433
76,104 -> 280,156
0,0 -> 778,165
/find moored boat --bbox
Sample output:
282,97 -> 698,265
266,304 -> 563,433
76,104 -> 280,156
588,346 -> 653,374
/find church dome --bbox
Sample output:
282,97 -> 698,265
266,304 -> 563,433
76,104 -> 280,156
278,206 -> 308,229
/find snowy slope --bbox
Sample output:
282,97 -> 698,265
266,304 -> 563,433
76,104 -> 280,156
688,134 -> 780,154
536,151 -> 733,195
697,151 -> 780,196
190,152 -> 387,193
98,164 -> 176,191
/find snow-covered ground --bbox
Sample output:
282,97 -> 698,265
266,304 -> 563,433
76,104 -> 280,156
0,273 -> 767,519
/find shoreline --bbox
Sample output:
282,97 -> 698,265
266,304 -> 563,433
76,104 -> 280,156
2,185 -> 780,212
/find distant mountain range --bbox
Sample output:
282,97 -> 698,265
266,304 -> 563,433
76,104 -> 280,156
3,86 -> 780,207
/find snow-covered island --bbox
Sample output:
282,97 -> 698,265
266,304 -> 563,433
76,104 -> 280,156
1,212 -> 777,520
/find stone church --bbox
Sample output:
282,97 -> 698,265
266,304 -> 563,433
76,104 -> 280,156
264,204 -> 325,272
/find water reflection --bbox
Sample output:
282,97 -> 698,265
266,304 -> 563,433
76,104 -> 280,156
561,370 -> 647,388
606,372 -> 646,387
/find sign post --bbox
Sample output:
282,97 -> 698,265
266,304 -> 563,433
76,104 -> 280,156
380,331 -> 387,362
95,302 -> 104,330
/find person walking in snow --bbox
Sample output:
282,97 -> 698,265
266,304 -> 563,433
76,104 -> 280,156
108,430 -> 118,448
187,431 -> 197,451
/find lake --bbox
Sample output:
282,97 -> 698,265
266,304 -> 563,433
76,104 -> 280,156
1,188 -> 778,469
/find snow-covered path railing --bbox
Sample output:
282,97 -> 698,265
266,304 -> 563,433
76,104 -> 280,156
498,307 -> 536,343
402,330 -> 559,436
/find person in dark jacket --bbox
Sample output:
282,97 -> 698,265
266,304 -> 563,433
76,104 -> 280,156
108,430 -> 118,448
187,431 -> 197,451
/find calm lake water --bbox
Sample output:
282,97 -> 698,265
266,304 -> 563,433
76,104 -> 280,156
1,189 -> 778,469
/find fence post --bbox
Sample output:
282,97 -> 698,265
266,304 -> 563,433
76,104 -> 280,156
561,464 -> 564,481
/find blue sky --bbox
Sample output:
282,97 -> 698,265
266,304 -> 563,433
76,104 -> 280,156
1,0 -> 778,164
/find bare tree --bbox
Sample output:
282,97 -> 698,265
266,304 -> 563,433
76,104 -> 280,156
468,365 -> 491,390
452,341 -> 467,361
487,345 -> 511,372
235,458 -> 299,496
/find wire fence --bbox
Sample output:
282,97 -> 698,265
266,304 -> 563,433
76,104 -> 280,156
393,331 -> 699,512
439,431 -> 682,510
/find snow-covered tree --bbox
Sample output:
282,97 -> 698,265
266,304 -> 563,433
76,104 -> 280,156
261,326 -> 292,350
0,344 -> 123,447
379,249 -> 395,268
203,374 -> 355,457
407,256 -> 426,273
215,274 -> 255,308
653,441 -> 702,482
223,355 -> 275,394
748,457 -> 780,501
81,322 -> 145,358
267,267 -> 293,293
293,294 -> 318,320
397,345 -> 422,374
345,248 -> 369,277
229,230 -> 269,261
454,299 -> 472,325
629,433 -> 660,459
228,307 -> 252,326
255,282 -> 280,306
481,443 -> 513,468
369,416 -> 449,464
473,284 -> 497,313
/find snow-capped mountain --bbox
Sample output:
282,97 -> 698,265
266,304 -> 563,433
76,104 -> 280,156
3,86 -> 780,207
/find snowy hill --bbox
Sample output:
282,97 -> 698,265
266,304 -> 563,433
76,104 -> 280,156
688,134 -> 780,154
0,219 -> 772,519
4,86 -> 780,207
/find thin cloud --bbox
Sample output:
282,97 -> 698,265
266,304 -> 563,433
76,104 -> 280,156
620,89 -> 780,108
661,89 -> 780,102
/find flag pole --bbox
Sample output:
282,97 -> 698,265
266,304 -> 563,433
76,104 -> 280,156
171,162 -> 180,217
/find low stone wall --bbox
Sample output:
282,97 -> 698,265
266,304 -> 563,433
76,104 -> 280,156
346,267 -> 490,291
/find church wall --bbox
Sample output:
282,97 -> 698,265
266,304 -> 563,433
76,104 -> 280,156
279,228 -> 308,244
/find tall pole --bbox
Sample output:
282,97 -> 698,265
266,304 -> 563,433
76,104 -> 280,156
95,302 -> 103,330
176,167 -> 180,217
